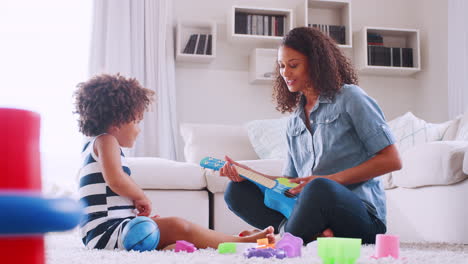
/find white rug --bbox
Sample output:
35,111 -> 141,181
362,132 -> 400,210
46,231 -> 468,264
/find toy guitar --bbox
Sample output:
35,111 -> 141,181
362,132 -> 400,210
200,157 -> 298,219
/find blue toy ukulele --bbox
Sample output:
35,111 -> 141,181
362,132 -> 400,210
200,157 -> 298,219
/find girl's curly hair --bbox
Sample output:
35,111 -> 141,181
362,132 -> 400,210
273,27 -> 358,113
74,74 -> 155,137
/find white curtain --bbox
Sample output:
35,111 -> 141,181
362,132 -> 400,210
448,0 -> 468,118
89,0 -> 179,159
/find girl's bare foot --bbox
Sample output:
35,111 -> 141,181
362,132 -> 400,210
242,226 -> 276,244
238,229 -> 261,237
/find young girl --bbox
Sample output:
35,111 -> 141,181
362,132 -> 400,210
74,74 -> 274,250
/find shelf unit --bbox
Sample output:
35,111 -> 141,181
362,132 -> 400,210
249,48 -> 278,84
295,0 -> 352,48
227,6 -> 293,44
354,27 -> 421,76
175,20 -> 216,63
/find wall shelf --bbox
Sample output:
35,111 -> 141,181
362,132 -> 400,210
354,26 -> 421,76
176,20 -> 216,63
295,0 -> 352,48
249,48 -> 277,84
227,6 -> 293,44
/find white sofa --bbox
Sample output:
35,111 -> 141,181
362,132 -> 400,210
174,112 -> 468,243
127,112 -> 468,243
128,157 -> 209,229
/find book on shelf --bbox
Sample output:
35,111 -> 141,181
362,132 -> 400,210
196,34 -> 207,55
391,47 -> 401,67
183,34 -> 198,54
234,13 -> 286,37
277,15 -> 284,36
206,34 -> 212,55
402,48 -> 413,67
252,15 -> 257,35
367,33 -> 383,46
368,46 -> 413,67
310,24 -> 345,44
368,45 -> 390,66
268,16 -> 272,36
257,15 -> 263,35
235,12 -> 248,34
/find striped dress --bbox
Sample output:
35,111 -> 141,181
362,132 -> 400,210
78,136 -> 136,249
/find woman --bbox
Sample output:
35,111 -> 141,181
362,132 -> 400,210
221,27 -> 402,244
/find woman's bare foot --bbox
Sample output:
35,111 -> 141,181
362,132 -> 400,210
322,228 -> 334,237
241,226 -> 276,244
238,229 -> 261,237
311,228 -> 335,241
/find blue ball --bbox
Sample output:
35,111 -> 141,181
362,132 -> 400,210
121,216 -> 160,252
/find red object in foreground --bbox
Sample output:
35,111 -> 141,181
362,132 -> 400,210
0,108 -> 41,191
0,107 -> 44,264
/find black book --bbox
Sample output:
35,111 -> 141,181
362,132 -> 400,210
402,48 -> 413,67
183,34 -> 198,54
385,47 -> 391,66
196,34 -> 207,55
340,26 -> 346,44
206,34 -> 212,55
277,15 -> 284,36
268,16 -> 272,36
369,46 -> 391,66
329,25 -> 345,45
392,47 -> 401,67
235,12 -> 247,34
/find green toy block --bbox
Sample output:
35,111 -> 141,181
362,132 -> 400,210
277,177 -> 299,188
218,242 -> 237,254
317,237 -> 361,264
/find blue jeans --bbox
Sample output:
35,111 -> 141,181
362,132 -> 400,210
224,178 -> 386,244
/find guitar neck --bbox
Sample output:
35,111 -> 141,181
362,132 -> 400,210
233,165 -> 276,189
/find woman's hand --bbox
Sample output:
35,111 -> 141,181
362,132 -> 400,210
134,196 -> 152,216
288,176 -> 322,194
219,156 -> 247,182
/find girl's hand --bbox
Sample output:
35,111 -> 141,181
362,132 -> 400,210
219,156 -> 247,182
134,196 -> 152,216
288,176 -> 322,194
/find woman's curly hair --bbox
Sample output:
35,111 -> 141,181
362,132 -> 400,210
273,27 -> 358,113
74,74 -> 155,136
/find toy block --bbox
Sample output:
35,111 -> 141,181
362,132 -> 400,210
244,247 -> 286,259
175,240 -> 196,253
218,242 -> 236,254
317,237 -> 361,264
275,232 -> 303,257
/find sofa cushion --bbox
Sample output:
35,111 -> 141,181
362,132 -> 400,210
464,150 -> 468,175
392,141 -> 468,188
455,111 -> 468,141
127,157 -> 206,190
204,159 -> 284,193
442,115 -> 462,140
244,117 -> 288,159
382,112 -> 452,189
180,123 -> 258,164
388,112 -> 451,154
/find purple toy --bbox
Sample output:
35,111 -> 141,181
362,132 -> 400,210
275,232 -> 303,257
244,247 -> 286,259
175,240 -> 196,253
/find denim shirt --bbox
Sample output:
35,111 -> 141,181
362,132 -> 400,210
282,84 -> 395,225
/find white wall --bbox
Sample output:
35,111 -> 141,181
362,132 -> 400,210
174,0 -> 448,129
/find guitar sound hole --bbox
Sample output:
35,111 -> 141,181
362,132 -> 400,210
284,190 -> 296,198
